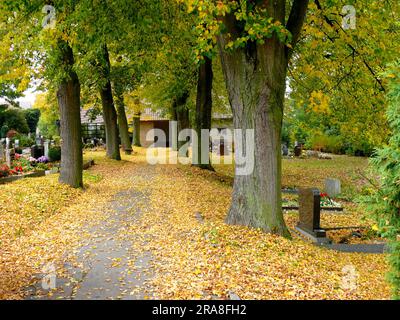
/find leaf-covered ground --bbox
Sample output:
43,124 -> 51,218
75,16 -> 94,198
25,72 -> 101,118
0,149 -> 391,299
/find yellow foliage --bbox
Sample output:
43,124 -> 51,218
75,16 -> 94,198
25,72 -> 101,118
309,90 -> 330,114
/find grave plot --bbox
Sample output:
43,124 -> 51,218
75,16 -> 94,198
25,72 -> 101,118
0,137 -> 60,184
289,187 -> 387,253
282,179 -> 344,212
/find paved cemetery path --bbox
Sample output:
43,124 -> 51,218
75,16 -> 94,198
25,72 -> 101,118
25,165 -> 156,300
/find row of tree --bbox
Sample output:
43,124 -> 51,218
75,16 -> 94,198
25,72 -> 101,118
1,1 -> 399,239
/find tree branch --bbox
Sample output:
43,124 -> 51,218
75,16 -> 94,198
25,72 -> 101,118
286,0 -> 309,56
313,0 -> 385,92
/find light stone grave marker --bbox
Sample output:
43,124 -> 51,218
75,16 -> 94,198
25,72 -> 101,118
325,178 -> 341,197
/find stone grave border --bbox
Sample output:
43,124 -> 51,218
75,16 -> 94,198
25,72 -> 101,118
292,187 -> 387,254
0,159 -> 95,185
0,171 -> 46,185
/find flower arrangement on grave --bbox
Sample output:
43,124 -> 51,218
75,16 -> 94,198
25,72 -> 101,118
29,157 -> 37,164
320,192 -> 341,208
10,165 -> 23,175
12,157 -> 32,173
37,156 -> 49,164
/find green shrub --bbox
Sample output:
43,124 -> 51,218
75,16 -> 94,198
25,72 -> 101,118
48,146 -> 61,162
362,61 -> 400,299
306,134 -> 344,154
0,125 -> 9,138
14,134 -> 35,148
344,141 -> 374,157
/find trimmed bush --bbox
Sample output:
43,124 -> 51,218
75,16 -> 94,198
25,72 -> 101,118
48,146 -> 61,162
306,134 -> 344,154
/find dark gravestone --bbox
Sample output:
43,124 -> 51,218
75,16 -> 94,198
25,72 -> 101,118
296,188 -> 328,242
294,145 -> 302,157
31,145 -> 44,159
219,138 -> 225,156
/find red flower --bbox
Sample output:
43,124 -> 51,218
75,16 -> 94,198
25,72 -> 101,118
13,166 -> 23,173
320,192 -> 328,197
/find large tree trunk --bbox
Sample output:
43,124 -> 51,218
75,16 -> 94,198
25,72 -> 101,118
217,6 -> 290,237
132,114 -> 141,147
177,107 -> 190,157
193,57 -> 213,170
56,41 -> 83,188
115,88 -> 132,154
99,45 -> 121,160
172,93 -> 190,157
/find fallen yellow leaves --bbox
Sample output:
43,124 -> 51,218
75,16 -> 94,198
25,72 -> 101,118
0,149 -> 391,300
125,150 -> 390,300
0,154 -> 142,299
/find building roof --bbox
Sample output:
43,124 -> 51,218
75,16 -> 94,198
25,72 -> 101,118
81,107 -> 232,124
80,109 -> 104,124
140,108 -> 169,121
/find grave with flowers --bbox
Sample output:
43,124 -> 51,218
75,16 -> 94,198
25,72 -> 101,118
282,190 -> 343,212
0,139 -> 57,184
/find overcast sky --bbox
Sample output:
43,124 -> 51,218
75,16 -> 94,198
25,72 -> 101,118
0,87 -> 39,109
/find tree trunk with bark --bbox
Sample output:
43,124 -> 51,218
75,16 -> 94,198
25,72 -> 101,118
194,56 -> 213,170
56,41 -> 83,188
133,114 -> 141,147
114,87 -> 132,154
172,93 -> 190,157
99,45 -> 121,160
217,1 -> 309,237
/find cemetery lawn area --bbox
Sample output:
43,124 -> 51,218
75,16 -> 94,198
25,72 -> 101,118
0,150 -> 390,299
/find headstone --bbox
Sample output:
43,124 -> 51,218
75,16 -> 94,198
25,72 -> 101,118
15,140 -> 19,149
219,138 -> 226,156
282,144 -> 288,156
296,188 -> 328,242
325,178 -> 341,197
31,145 -> 44,159
5,138 -> 11,167
294,145 -> 302,157
44,141 -> 50,158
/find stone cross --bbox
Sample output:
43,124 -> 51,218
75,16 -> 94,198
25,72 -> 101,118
325,178 -> 341,197
296,188 -> 327,240
44,140 -> 50,158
